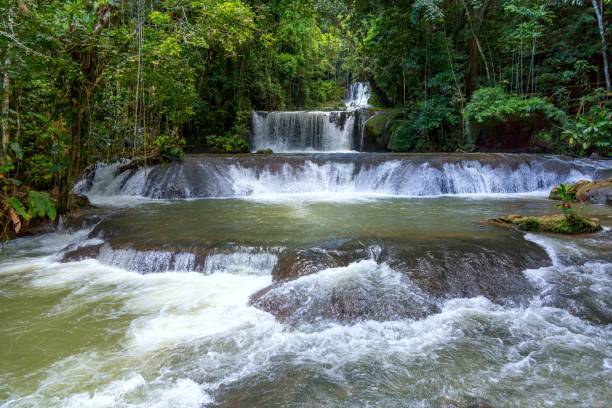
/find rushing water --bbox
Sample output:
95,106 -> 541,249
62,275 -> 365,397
2,154 -> 612,407
75,153 -> 609,201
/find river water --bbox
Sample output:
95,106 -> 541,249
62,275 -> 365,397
1,154 -> 611,407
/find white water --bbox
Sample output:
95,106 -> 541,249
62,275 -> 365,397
77,157 -> 600,204
345,82 -> 371,110
251,111 -> 355,152
250,82 -> 372,152
2,227 -> 611,407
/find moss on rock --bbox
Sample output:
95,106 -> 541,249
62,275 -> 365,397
486,213 -> 602,234
549,178 -> 612,205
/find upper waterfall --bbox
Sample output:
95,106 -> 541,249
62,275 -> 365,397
251,82 -> 372,153
251,111 -> 355,152
345,82 -> 372,110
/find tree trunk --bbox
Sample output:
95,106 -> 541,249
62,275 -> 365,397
591,0 -> 611,92
461,0 -> 491,84
1,56 -> 9,158
466,37 -> 478,98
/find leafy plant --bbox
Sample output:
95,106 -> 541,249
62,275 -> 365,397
463,87 -> 567,149
154,134 -> 186,161
562,105 -> 612,156
389,97 -> 459,152
464,87 -> 566,128
554,183 -> 587,221
1,190 -> 56,239
206,135 -> 249,154
27,191 -> 57,221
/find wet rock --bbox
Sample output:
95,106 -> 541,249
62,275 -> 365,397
487,214 -> 602,234
272,247 -> 365,281
381,238 -> 546,305
549,178 -> 612,205
251,260 -> 440,324
68,193 -> 92,210
62,243 -> 103,262
255,149 -> 273,154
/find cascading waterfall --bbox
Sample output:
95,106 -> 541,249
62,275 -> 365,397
76,154 -> 609,201
250,82 -> 372,152
251,111 -> 355,152
345,82 -> 372,110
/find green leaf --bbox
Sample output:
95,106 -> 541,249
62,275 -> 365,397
7,197 -> 29,219
27,191 -> 56,221
10,142 -> 23,160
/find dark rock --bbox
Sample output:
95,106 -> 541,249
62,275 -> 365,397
380,238 -> 546,305
62,243 -> 103,262
549,178 -> 612,205
251,260 -> 440,324
272,247 -> 364,281
68,193 -> 92,210
251,236 -> 549,323
255,149 -> 273,154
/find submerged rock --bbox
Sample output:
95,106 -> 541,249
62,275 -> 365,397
487,213 -> 602,234
251,260 -> 440,324
549,178 -> 612,205
252,236 -> 549,323
62,243 -> 104,262
380,238 -> 545,304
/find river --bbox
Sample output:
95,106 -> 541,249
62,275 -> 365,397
1,152 -> 611,407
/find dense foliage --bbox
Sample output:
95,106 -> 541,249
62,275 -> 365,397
0,0 -> 611,235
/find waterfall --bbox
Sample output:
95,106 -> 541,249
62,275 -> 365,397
250,82 -> 372,152
76,154 -> 609,200
251,111 -> 355,152
345,82 -> 372,110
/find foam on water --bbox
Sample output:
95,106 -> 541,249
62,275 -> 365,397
76,155 -> 607,204
2,210 -> 611,406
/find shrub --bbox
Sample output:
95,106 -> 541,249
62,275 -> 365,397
154,134 -> 185,161
206,134 -> 249,154
562,105 -> 611,157
463,87 -> 566,150
388,97 -> 459,152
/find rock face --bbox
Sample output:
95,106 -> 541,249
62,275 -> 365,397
549,178 -> 612,205
487,214 -> 603,234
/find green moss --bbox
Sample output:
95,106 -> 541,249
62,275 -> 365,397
365,113 -> 388,138
517,217 -> 540,232
494,213 -> 603,234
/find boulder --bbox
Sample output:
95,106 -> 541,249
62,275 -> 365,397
575,178 -> 612,205
68,193 -> 93,210
549,178 -> 612,205
486,213 -> 602,234
62,243 -> 104,262
362,109 -> 401,151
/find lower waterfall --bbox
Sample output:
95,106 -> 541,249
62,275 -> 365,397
76,154 -> 609,200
